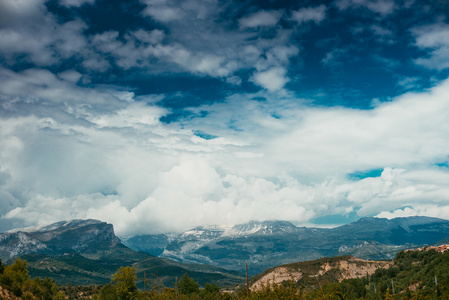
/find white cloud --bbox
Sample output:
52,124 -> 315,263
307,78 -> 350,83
291,5 -> 326,24
396,76 -> 421,90
131,29 -> 165,44
370,24 -> 395,44
88,102 -> 168,129
2,4 -> 449,235
141,0 -> 218,23
57,70 -> 83,83
412,23 -> 449,70
0,68 -> 125,108
413,23 -> 449,48
144,5 -> 185,22
336,0 -> 396,16
59,0 -> 95,8
322,48 -> 348,66
239,10 -> 282,29
137,1 -> 299,83
376,205 -> 449,220
0,9 -> 92,67
0,0 -> 301,89
370,24 -> 392,37
251,67 -> 289,91
0,0 -> 45,26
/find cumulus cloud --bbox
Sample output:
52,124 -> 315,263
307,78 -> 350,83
251,67 -> 289,91
376,204 -> 449,220
412,23 -> 449,70
141,0 -> 188,22
0,0 -> 302,89
0,68 -> 124,109
336,0 -> 396,15
239,10 -> 282,28
2,65 -> 449,234
137,0 -> 301,87
396,76 -> 421,90
141,0 -> 225,24
59,0 -> 95,8
0,0 -> 45,26
291,5 -> 326,24
1,0 -> 449,235
0,8 -> 94,68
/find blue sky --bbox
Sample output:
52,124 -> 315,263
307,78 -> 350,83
1,0 -> 449,235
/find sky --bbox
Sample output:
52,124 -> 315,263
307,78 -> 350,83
1,0 -> 449,236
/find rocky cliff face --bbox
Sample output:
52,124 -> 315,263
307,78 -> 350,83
0,219 -> 120,262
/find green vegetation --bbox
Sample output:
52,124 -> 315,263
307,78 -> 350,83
0,258 -> 65,299
21,249 -> 244,289
282,249 -> 449,299
1,249 -> 449,299
95,269 -> 230,300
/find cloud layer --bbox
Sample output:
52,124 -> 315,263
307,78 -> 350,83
2,71 -> 449,235
1,0 -> 449,235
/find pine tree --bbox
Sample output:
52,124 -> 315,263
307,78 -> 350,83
177,273 -> 199,296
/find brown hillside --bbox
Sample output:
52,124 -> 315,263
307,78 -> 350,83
250,255 -> 392,291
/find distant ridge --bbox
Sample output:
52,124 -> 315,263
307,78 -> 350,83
123,216 -> 449,274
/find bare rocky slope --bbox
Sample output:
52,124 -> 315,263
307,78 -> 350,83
250,255 -> 392,291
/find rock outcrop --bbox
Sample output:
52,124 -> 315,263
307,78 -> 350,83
250,256 -> 392,291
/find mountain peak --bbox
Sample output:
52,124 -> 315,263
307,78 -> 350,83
6,219 -> 103,234
180,225 -> 230,240
231,220 -> 298,235
0,219 -> 120,262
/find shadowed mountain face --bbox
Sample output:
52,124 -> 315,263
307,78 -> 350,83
122,234 -> 169,256
0,219 -> 245,287
123,217 -> 449,275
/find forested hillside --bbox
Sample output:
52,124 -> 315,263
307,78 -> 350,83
1,247 -> 448,299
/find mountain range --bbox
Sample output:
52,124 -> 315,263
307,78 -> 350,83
0,219 -> 119,262
122,216 -> 449,274
0,219 -> 244,288
1,216 -> 449,287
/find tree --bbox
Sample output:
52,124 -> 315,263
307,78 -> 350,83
199,282 -> 220,299
96,283 -> 118,300
111,266 -> 138,300
177,273 -> 199,296
0,258 -> 30,297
